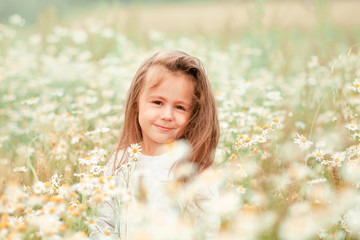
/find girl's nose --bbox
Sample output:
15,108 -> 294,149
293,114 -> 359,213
161,106 -> 173,120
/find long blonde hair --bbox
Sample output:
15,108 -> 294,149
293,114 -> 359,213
114,50 -> 219,174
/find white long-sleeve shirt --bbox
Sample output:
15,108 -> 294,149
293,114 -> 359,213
90,151 -> 219,240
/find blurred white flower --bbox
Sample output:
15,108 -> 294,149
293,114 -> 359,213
271,117 -> 283,129
22,97 -> 39,105
90,165 -> 105,176
330,152 -> 346,167
266,91 -> 282,101
294,133 -> 313,150
308,178 -> 327,185
33,181 -> 45,194
8,14 -> 25,27
2,94 -> 16,102
351,78 -> 360,93
312,149 -> 325,161
101,28 -> 114,39
8,216 -> 24,227
51,173 -> 62,188
71,29 -> 87,44
213,192 -> 240,215
254,134 -> 267,143
85,127 -> 110,135
345,123 -> 358,131
279,202 -> 317,240
342,205 -> 360,233
13,166 -> 28,173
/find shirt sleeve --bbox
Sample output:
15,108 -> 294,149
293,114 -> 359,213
89,153 -> 123,240
187,184 -> 221,240
89,198 -> 119,240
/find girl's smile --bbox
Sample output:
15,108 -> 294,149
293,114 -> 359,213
154,124 -> 173,131
138,66 -> 194,155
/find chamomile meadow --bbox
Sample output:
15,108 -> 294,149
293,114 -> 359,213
1,6 -> 360,240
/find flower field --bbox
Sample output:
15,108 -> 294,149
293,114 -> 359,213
1,3 -> 360,239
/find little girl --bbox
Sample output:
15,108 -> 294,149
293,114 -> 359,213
90,50 -> 220,239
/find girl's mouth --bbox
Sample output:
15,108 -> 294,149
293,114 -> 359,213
155,124 -> 172,131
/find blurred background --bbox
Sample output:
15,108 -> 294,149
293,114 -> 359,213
1,0 -> 360,36
1,0 -> 360,61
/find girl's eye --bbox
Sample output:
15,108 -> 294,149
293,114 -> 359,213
176,105 -> 186,111
153,101 -> 162,105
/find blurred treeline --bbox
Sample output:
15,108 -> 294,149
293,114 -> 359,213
0,0 -> 218,24
1,0 -> 360,74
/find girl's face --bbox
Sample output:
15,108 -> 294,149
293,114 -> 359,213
138,67 -> 194,155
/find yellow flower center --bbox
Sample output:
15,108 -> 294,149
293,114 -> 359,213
59,225 -> 67,232
236,141 -> 242,146
263,124 -> 270,130
300,136 -> 307,142
132,148 -> 138,153
355,83 -> 360,88
316,152 -> 322,157
245,137 -> 251,143
94,195 -> 102,202
334,158 -> 340,163
272,117 -> 278,123
71,210 -> 79,217
98,177 -> 104,183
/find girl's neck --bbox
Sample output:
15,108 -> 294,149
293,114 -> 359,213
140,142 -> 162,156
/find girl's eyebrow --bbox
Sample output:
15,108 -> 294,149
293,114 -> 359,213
148,95 -> 191,106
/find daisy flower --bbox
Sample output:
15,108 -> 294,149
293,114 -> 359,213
13,166 -> 28,173
22,97 -> 40,105
346,144 -> 360,157
308,178 -> 327,185
78,156 -> 98,166
33,181 -> 45,194
233,139 -> 245,151
345,123 -> 358,131
320,159 -> 331,165
127,143 -> 141,160
266,91 -> 283,101
85,127 -> 110,135
294,133 -> 313,150
233,134 -> 253,150
261,151 -> 271,160
331,152 -> 346,167
254,134 -> 267,143
90,165 -> 105,176
271,117 -> 283,129
8,216 -> 25,228
351,78 -> 360,93
51,173 -> 62,188
236,185 -> 246,194
261,124 -> 274,136
312,149 -> 325,161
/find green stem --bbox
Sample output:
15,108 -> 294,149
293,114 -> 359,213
308,88 -> 335,141
27,156 -> 39,182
